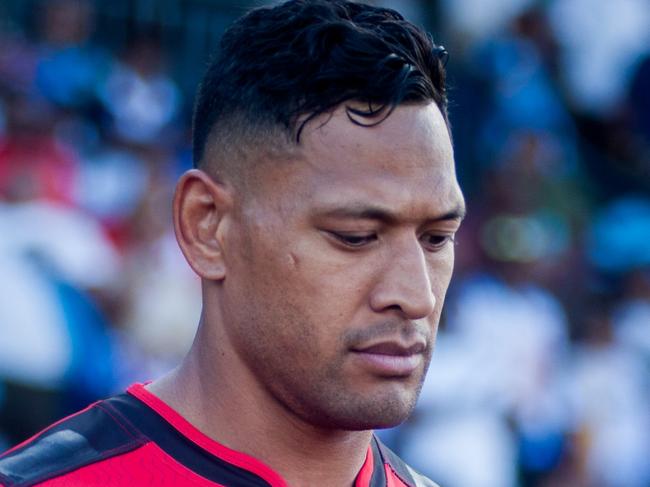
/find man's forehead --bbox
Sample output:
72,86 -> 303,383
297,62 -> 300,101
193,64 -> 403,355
304,103 -> 453,168
243,102 -> 460,216
306,174 -> 465,224
294,104 -> 453,186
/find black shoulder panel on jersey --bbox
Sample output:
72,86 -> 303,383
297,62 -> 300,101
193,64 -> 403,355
373,436 -> 441,487
0,401 -> 147,487
101,393 -> 272,487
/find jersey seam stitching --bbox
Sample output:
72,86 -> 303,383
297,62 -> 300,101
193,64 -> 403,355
95,402 -> 147,443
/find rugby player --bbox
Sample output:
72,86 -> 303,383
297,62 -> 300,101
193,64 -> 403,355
0,0 -> 465,485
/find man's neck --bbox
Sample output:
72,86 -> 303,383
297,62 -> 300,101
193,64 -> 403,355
147,337 -> 372,487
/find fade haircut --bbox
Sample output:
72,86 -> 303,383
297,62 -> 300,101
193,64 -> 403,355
192,0 -> 449,178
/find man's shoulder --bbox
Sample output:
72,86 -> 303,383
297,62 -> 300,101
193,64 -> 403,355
0,395 -> 147,486
373,436 -> 440,487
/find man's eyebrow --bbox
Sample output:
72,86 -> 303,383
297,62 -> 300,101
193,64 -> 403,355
315,202 -> 467,224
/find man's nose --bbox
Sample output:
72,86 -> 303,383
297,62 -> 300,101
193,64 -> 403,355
369,237 -> 436,319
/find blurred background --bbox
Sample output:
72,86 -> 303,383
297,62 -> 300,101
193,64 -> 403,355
0,0 -> 648,486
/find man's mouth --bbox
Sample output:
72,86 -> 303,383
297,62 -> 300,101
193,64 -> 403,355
350,340 -> 426,377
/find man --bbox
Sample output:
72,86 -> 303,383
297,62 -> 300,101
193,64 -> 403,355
0,0 -> 465,485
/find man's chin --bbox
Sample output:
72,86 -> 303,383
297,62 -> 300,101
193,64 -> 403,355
303,389 -> 418,431
334,409 -> 413,432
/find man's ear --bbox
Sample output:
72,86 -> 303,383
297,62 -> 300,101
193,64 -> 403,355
173,169 -> 234,280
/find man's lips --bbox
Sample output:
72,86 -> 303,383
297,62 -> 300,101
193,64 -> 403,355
349,340 -> 426,377
352,341 -> 426,356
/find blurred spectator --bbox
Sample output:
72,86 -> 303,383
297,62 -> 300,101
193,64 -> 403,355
72,138 -> 151,248
564,296 -> 650,487
0,92 -> 78,204
548,0 -> 650,117
99,36 -> 181,144
35,0 -> 110,111
0,200 -> 120,444
470,9 -> 579,175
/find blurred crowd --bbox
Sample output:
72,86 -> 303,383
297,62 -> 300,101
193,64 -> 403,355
0,1 -> 649,487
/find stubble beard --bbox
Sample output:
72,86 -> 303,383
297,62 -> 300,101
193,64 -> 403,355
227,243 -> 434,431
245,335 -> 433,432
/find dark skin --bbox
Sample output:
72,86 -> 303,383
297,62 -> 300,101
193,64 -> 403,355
148,103 -> 465,486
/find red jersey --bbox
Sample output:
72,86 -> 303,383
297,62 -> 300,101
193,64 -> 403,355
0,384 -> 437,486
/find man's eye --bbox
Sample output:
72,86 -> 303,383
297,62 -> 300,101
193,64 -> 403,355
421,233 -> 454,251
328,232 -> 376,247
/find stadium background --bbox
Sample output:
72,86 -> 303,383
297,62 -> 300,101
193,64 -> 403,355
0,0 -> 649,486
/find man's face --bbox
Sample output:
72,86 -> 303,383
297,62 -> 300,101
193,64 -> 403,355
220,103 -> 464,430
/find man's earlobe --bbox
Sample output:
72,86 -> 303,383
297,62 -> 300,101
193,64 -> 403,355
173,169 -> 233,280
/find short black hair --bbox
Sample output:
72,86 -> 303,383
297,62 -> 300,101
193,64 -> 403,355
192,0 -> 449,171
